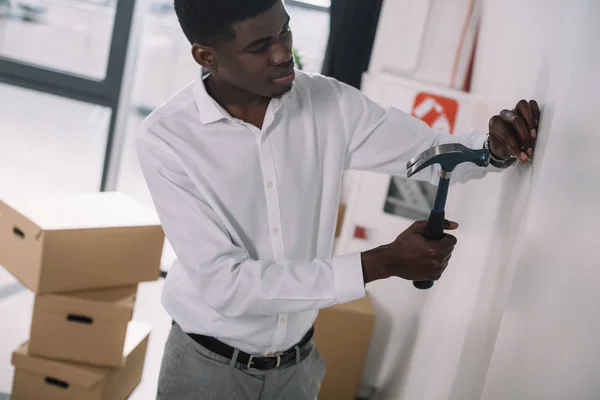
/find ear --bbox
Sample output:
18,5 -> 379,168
192,44 -> 217,70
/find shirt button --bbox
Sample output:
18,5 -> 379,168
280,319 -> 285,325
267,181 -> 274,188
272,227 -> 280,233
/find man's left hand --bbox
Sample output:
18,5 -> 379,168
488,99 -> 541,162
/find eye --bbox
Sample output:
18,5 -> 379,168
249,43 -> 269,54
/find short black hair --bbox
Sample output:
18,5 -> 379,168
174,0 -> 280,46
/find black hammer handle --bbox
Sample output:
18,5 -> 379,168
413,176 -> 450,290
412,209 -> 445,289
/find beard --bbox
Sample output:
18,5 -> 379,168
271,80 -> 296,99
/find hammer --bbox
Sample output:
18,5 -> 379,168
406,143 -> 491,290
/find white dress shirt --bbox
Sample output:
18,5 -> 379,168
136,70 -> 499,355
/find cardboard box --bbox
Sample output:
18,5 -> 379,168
335,202 -> 346,238
0,191 -> 165,294
314,295 -> 376,400
29,285 -> 138,367
11,321 -> 151,400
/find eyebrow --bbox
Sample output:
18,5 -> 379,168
243,15 -> 291,50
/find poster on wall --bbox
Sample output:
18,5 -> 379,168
383,176 -> 438,220
411,92 -> 459,134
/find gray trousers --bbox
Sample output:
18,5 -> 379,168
157,323 -> 326,399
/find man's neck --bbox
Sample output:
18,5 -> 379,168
205,75 -> 270,129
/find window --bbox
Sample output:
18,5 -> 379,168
0,0 -> 117,80
0,83 -> 111,196
287,2 -> 330,72
292,0 -> 330,7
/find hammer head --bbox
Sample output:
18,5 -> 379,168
407,143 -> 490,177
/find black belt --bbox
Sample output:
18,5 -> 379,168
186,326 -> 314,371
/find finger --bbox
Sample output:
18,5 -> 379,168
434,233 -> 457,248
489,116 -> 526,161
437,250 -> 455,268
411,220 -> 428,229
428,246 -> 454,262
514,99 -> 537,142
442,253 -> 453,268
410,220 -> 428,233
489,116 -> 521,160
499,109 -> 532,156
439,259 -> 450,274
490,131 -> 526,162
427,258 -> 440,273
440,250 -> 454,261
434,240 -> 455,253
432,266 -> 446,280
444,219 -> 459,230
529,100 -> 541,127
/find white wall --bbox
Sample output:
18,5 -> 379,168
448,0 -> 570,398
341,0 -> 600,398
459,1 -> 600,398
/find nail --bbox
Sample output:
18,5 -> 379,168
527,148 -> 534,157
520,152 -> 528,161
531,128 -> 537,139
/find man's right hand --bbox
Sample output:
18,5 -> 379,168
361,220 -> 459,284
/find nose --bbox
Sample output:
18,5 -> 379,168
270,41 -> 293,66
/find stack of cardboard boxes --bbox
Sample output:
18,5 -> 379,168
0,191 -> 165,399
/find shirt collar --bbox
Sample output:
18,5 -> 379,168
194,74 -> 231,125
193,72 -> 296,125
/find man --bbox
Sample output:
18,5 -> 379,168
136,1 -> 540,399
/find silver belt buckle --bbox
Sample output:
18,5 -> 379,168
247,354 -> 282,369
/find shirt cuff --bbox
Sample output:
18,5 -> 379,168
332,252 -> 366,304
474,131 -> 518,170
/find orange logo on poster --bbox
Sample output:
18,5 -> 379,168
411,92 -> 459,134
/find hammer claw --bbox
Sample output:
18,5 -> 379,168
406,143 -> 491,177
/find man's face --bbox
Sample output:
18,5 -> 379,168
204,2 -> 295,98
